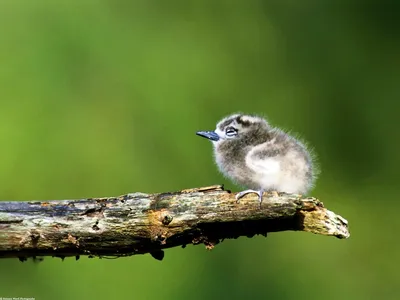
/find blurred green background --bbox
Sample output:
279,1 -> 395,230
0,1 -> 399,299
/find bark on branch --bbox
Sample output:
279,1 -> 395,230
0,185 -> 349,261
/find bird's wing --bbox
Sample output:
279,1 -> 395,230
245,142 -> 282,175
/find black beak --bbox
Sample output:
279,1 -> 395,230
196,131 -> 220,141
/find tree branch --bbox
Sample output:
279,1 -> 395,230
0,185 -> 349,261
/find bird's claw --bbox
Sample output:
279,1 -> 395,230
235,189 -> 264,205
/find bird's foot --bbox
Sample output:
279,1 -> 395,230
236,189 -> 264,205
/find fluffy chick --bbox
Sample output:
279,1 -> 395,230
196,113 -> 318,203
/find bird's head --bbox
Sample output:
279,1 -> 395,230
196,114 -> 271,146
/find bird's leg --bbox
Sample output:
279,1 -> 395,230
236,189 -> 264,204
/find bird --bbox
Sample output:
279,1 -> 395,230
196,113 -> 318,204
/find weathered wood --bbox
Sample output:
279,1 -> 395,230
0,185 -> 349,260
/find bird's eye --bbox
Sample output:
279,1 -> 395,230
225,127 -> 238,137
